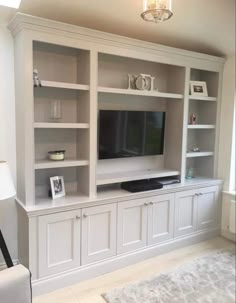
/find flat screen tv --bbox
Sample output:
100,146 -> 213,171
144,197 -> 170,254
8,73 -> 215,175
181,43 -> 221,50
98,110 -> 166,160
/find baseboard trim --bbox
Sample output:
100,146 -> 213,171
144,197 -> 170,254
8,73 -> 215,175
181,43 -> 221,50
221,229 -> 236,242
32,228 -> 220,296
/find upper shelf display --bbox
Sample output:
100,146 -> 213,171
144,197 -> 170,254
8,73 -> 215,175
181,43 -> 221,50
98,52 -> 185,96
33,41 -> 90,85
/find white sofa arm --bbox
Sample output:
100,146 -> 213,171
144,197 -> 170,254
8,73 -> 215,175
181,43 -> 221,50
0,264 -> 32,303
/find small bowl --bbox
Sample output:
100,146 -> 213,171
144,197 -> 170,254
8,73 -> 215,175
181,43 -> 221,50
48,150 -> 65,161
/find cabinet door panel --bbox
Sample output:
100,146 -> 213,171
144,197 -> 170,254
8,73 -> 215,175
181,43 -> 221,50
175,190 -> 197,237
81,203 -> 117,265
38,210 -> 81,278
148,193 -> 174,245
117,198 -> 148,254
197,186 -> 219,230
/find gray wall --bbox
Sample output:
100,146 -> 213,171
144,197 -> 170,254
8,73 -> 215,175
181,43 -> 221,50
0,24 -> 17,265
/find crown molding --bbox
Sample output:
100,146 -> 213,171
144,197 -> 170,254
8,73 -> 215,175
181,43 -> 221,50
8,13 -> 225,67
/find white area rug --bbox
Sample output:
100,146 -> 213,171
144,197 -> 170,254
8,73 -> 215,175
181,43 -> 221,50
102,250 -> 236,303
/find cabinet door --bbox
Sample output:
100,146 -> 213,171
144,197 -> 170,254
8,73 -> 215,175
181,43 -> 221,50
117,198 -> 148,254
197,186 -> 220,230
81,203 -> 117,265
148,193 -> 174,245
174,190 -> 197,237
38,209 -> 81,278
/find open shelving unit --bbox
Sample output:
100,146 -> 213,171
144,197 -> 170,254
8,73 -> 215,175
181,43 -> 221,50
32,41 -> 91,203
184,68 -> 219,179
11,25 -> 223,208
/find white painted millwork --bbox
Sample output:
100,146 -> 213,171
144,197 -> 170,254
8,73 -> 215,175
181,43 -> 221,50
117,198 -> 148,254
38,209 -> 81,278
197,186 -> 220,230
175,186 -> 220,237
81,203 -> 117,265
147,194 -> 175,245
175,189 -> 198,237
8,14 -> 225,295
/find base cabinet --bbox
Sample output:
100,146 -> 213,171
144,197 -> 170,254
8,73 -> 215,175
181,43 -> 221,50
197,186 -> 220,230
175,186 -> 220,238
174,189 -> 198,237
35,184 -> 220,283
81,203 -> 117,265
117,193 -> 175,254
117,198 -> 148,254
147,194 -> 175,245
38,209 -> 81,278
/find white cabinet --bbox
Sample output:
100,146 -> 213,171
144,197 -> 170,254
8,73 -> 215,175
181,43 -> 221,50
147,193 -> 175,245
197,186 -> 220,230
38,209 -> 81,278
175,186 -> 220,237
117,193 -> 174,253
81,203 -> 117,265
117,198 -> 148,254
174,189 -> 198,237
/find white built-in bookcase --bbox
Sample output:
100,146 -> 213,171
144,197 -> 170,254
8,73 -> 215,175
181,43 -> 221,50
9,14 -> 224,208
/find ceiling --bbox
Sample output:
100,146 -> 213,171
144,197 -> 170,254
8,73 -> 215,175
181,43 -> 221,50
0,0 -> 235,57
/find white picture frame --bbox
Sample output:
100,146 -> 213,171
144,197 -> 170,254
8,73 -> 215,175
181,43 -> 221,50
50,176 -> 66,199
190,81 -> 208,97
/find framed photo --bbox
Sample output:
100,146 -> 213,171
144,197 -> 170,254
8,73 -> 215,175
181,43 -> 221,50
190,81 -> 208,97
50,176 -> 65,199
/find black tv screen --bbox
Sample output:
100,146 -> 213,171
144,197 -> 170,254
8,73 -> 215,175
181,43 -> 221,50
98,110 -> 165,160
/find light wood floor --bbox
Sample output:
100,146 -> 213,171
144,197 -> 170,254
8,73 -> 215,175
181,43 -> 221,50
33,237 -> 235,303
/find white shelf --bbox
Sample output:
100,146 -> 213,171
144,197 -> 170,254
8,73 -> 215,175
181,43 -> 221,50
96,169 -> 180,186
98,86 -> 183,99
187,124 -> 215,129
34,192 -> 91,210
189,95 -> 217,102
35,159 -> 89,169
34,123 -> 89,129
37,80 -> 90,91
186,151 -> 214,158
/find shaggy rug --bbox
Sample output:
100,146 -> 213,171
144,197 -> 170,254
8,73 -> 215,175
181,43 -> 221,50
102,250 -> 236,303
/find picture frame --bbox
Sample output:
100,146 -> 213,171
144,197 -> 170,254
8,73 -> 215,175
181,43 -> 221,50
50,176 -> 66,199
190,81 -> 208,97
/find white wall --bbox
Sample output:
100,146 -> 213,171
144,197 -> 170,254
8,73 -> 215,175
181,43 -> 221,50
218,54 -> 235,190
0,24 -> 17,264
218,54 -> 236,241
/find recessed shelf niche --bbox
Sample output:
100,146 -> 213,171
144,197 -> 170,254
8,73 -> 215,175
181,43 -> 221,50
33,41 -> 90,85
34,87 -> 90,124
35,166 -> 89,201
98,53 -> 185,95
34,128 -> 89,164
190,68 -> 219,98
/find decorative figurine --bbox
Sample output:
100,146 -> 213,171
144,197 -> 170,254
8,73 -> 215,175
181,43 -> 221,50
33,69 -> 42,87
189,113 -> 196,124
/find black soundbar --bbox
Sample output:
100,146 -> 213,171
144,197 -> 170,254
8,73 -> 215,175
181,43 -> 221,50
121,179 -> 163,193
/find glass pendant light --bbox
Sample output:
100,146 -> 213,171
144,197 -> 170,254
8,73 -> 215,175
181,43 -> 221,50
141,0 -> 173,23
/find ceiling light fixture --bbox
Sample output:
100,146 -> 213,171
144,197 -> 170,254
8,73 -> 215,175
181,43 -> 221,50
0,0 -> 21,9
141,0 -> 173,23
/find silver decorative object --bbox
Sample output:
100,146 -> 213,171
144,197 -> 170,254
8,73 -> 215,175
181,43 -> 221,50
128,73 -> 157,91
33,69 -> 42,87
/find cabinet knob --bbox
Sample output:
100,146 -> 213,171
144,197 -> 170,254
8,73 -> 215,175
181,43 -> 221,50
83,214 -> 88,218
149,202 -> 154,205
144,202 -> 149,206
195,193 -> 199,196
75,215 -> 80,220
199,193 -> 203,195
